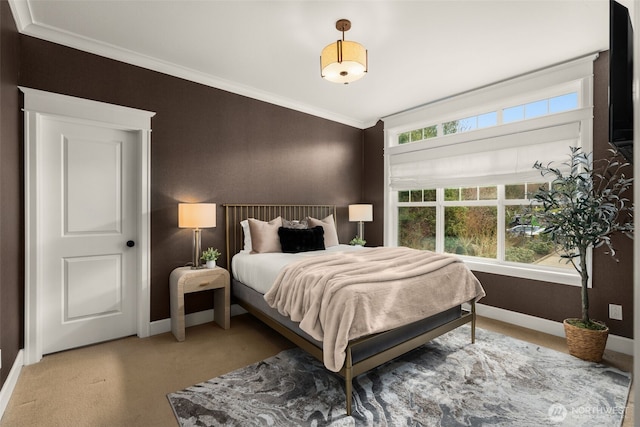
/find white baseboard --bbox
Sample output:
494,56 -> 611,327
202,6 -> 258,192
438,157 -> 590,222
476,303 -> 634,356
148,303 -> 633,356
0,349 -> 24,421
0,304 -> 631,421
148,305 -> 247,336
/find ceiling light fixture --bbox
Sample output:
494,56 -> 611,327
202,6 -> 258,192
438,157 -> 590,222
320,19 -> 368,84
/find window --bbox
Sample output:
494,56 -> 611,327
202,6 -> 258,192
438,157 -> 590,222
397,184 -> 575,271
399,125 -> 437,144
396,93 -> 578,145
503,93 -> 579,124
505,183 -> 551,267
444,205 -> 497,258
384,54 -> 597,286
398,206 -> 436,251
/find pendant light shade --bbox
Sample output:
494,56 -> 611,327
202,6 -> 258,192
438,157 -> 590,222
320,19 -> 368,84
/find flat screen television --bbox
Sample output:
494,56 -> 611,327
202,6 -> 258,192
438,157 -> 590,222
609,0 -> 634,162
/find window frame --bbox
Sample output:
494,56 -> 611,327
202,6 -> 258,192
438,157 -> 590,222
383,54 -> 597,287
396,184 -> 591,287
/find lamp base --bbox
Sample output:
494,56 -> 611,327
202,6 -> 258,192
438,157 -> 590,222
191,228 -> 203,269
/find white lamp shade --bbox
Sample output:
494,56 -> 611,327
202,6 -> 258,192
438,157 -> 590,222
321,40 -> 367,84
349,204 -> 373,222
178,203 -> 216,228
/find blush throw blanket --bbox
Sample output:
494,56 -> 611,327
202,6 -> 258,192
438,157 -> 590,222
264,247 -> 486,372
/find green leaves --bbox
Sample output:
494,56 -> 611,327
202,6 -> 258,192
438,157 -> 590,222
527,147 -> 633,325
201,247 -> 221,261
530,147 -> 633,260
349,237 -> 366,246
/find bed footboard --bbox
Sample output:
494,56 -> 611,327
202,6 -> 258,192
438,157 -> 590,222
339,301 -> 476,416
235,287 -> 476,417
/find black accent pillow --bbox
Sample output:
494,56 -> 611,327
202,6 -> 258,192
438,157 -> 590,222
278,226 -> 325,253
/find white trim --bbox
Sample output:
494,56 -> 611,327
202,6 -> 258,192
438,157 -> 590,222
7,1 -> 369,130
475,304 -> 634,356
383,53 -> 599,131
386,108 -> 591,158
137,130 -> 152,338
0,350 -> 24,420
20,87 -> 155,365
466,260 -> 580,287
149,310 -> 215,337
20,87 -> 152,131
148,305 -> 247,336
6,0 -> 31,32
148,304 -> 634,356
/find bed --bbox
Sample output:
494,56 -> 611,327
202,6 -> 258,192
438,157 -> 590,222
224,203 -> 485,416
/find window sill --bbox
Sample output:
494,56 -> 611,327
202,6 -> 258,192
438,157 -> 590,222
461,257 -> 582,287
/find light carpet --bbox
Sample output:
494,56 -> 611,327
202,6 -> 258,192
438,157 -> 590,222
167,325 -> 631,426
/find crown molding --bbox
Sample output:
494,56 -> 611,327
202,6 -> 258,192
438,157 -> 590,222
8,0 -> 372,130
7,0 -> 31,32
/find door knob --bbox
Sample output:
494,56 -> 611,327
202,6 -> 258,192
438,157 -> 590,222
126,240 -> 135,247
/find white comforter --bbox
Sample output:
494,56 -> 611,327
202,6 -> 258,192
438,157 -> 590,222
232,245 -> 362,294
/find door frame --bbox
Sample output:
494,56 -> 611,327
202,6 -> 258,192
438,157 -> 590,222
20,87 -> 156,364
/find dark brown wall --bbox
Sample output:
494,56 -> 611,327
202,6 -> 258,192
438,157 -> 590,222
363,120 -> 384,247
589,51 -> 634,336
364,52 -> 634,338
18,36 -> 364,321
0,0 -> 23,388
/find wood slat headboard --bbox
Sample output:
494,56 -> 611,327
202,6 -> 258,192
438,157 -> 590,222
224,204 -> 337,271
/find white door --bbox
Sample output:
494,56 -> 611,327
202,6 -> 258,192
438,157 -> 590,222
39,117 -> 138,354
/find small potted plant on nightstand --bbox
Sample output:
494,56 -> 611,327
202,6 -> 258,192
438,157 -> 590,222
526,147 -> 633,362
349,237 -> 366,247
201,247 -> 221,269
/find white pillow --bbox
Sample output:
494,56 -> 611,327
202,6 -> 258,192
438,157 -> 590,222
240,219 -> 252,252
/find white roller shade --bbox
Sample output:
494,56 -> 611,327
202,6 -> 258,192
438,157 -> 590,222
389,122 -> 581,191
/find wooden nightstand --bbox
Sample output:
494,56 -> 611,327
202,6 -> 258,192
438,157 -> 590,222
169,266 -> 230,342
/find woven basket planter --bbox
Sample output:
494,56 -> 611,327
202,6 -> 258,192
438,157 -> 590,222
563,319 -> 609,363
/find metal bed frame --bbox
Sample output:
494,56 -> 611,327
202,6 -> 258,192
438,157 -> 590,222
224,203 -> 476,416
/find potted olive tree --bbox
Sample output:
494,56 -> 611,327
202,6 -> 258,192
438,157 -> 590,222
527,147 -> 633,362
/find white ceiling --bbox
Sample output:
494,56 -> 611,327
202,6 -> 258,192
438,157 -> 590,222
9,0 -> 609,129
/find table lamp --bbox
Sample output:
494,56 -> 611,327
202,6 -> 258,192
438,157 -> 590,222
348,204 -> 373,241
178,203 -> 216,269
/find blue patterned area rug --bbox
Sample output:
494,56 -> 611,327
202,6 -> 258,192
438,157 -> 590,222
167,325 -> 631,426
